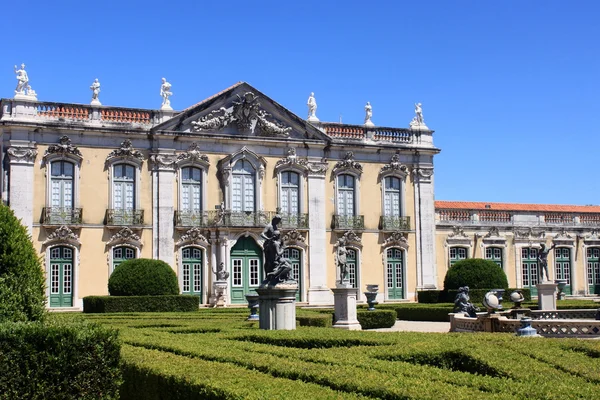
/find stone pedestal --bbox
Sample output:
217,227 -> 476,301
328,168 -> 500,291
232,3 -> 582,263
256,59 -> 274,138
256,283 -> 298,330
536,282 -> 558,311
331,287 -> 362,330
210,281 -> 228,307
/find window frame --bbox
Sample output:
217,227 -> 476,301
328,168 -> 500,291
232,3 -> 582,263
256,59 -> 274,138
278,169 -> 303,215
218,147 -> 266,212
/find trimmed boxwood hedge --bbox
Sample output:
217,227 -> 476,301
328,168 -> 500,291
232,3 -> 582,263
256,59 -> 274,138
443,258 -> 508,290
357,310 -> 396,329
395,305 -> 453,322
0,321 -> 121,399
83,295 -> 199,313
108,258 -> 179,296
296,314 -> 333,328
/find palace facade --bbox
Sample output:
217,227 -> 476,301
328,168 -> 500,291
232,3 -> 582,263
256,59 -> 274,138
1,81 -> 438,309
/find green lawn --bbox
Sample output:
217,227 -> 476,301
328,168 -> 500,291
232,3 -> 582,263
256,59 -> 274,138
53,309 -> 600,400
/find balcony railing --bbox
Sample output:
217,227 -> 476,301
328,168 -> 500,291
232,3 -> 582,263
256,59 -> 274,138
42,207 -> 82,225
332,215 -> 365,230
175,210 -> 309,229
106,209 -> 144,226
379,215 -> 411,231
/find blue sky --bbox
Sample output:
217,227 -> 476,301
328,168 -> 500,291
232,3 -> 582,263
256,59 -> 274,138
2,0 -> 599,205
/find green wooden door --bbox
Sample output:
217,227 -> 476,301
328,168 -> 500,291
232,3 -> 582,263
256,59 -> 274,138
182,247 -> 202,297
49,246 -> 73,307
347,248 -> 358,288
521,247 -> 538,296
386,248 -> 404,300
587,247 -> 600,294
554,247 -> 572,295
230,237 -> 262,304
283,247 -> 302,301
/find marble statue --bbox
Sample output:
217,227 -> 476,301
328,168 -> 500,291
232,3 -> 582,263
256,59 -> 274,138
13,63 -> 36,98
537,243 -> 556,282
160,78 -> 173,109
90,79 -> 101,105
307,92 -> 318,121
454,286 -> 479,317
364,102 -> 374,126
213,262 -> 229,281
409,102 -> 429,130
337,236 -> 349,285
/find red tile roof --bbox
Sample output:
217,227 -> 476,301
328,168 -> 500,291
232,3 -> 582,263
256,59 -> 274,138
435,201 -> 600,213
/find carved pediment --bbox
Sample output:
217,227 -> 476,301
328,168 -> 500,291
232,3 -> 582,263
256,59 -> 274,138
383,231 -> 409,249
107,227 -> 143,248
43,225 -> 81,248
106,139 -> 144,165
44,135 -> 83,163
177,227 -> 210,248
446,225 -> 471,245
332,151 -> 363,176
152,82 -> 330,141
378,154 -> 408,180
337,230 -> 362,248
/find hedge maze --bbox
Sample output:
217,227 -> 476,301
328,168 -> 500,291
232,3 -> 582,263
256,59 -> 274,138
82,309 -> 600,400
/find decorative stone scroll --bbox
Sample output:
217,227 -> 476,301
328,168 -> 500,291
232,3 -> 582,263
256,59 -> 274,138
150,153 -> 177,171
44,136 -> 83,162
413,167 -> 433,183
274,148 -> 310,175
106,139 -> 144,164
106,227 -> 143,248
583,229 -> 600,246
378,154 -> 408,180
43,225 -> 80,248
513,227 -> 545,245
383,231 -> 409,250
7,147 -> 37,164
176,227 -> 210,248
176,143 -> 210,168
446,225 -> 471,246
191,91 -> 291,137
481,226 -> 506,246
553,228 -> 575,246
283,229 -> 306,248
332,151 -> 363,177
338,230 -> 362,249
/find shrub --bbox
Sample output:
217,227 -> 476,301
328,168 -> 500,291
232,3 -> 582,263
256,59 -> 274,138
417,290 -> 442,303
0,204 -> 46,323
443,258 -> 508,290
0,320 -> 121,399
357,310 -> 396,329
83,295 -> 199,313
108,258 -> 179,296
296,314 -> 332,328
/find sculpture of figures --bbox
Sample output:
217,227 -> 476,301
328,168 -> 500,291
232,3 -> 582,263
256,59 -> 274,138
409,102 -> 429,130
337,236 -> 349,285
160,77 -> 173,109
14,64 -> 29,94
261,215 -> 293,284
307,92 -> 318,121
364,102 -> 374,126
212,262 -> 229,281
537,243 -> 556,282
261,215 -> 282,276
453,286 -> 479,317
90,79 -> 101,104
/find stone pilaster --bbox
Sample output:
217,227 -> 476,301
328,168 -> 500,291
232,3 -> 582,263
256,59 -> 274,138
413,166 -> 437,292
306,161 -> 332,304
7,143 -> 37,234
150,152 -> 177,266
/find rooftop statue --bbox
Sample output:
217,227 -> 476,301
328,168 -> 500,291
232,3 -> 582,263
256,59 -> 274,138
160,77 -> 173,110
14,63 -> 36,98
307,92 -> 318,121
90,79 -> 101,105
409,102 -> 429,130
364,102 -> 374,126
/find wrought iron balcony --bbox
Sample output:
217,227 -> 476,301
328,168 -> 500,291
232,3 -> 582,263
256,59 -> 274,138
42,207 -> 83,225
175,210 -> 310,229
332,214 -> 365,230
379,215 -> 411,231
277,212 -> 309,229
175,210 -> 212,227
105,209 -> 144,226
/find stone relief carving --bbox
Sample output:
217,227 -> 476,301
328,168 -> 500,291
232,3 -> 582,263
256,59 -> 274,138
283,229 -> 306,246
485,227 -> 501,238
107,227 -> 143,248
305,161 -> 328,176
7,147 -> 37,163
274,148 -> 310,173
44,136 -> 83,161
332,151 -> 363,176
383,231 -> 409,249
413,167 -> 434,182
338,230 -> 362,248
150,153 -> 177,171
554,228 -> 573,239
514,227 -> 545,239
106,139 -> 144,163
448,226 -> 469,238
177,227 -> 210,247
177,143 -> 210,165
191,92 -> 292,137
44,225 -> 80,246
379,154 -> 408,179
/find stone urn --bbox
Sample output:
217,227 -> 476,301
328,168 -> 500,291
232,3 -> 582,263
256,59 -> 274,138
364,284 -> 379,311
366,284 -> 379,293
555,279 -> 568,300
245,293 -> 259,321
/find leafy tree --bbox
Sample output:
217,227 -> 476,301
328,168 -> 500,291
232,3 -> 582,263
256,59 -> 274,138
108,258 -> 179,296
443,258 -> 509,290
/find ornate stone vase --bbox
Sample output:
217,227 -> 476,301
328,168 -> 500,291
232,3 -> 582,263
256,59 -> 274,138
364,291 -> 378,311
366,284 -> 379,293
555,279 -> 568,300
245,293 -> 259,320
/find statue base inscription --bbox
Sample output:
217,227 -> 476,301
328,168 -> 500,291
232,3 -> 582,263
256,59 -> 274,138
331,287 -> 362,330
536,282 -> 558,311
256,283 -> 298,330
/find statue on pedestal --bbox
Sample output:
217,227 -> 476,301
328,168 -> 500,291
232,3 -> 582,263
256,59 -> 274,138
364,102 -> 374,126
14,63 -> 36,98
537,243 -> 556,283
336,236 -> 349,286
307,92 -> 318,121
409,102 -> 429,130
160,78 -> 173,109
454,286 -> 479,317
212,262 -> 229,281
261,216 -> 293,285
90,79 -> 101,105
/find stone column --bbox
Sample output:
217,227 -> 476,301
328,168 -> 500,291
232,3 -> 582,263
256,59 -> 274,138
7,143 -> 37,234
150,153 -> 177,266
306,161 -> 331,305
413,166 -> 437,292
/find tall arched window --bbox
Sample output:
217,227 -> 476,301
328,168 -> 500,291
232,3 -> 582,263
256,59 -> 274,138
181,167 -> 202,213
232,159 -> 255,212
182,247 -> 202,296
49,246 -> 73,308
386,248 -> 404,299
337,174 -> 355,217
485,247 -> 503,268
383,176 -> 401,217
50,161 -> 74,224
449,247 -> 467,265
280,171 -> 300,215
113,164 -> 136,224
112,246 -> 136,272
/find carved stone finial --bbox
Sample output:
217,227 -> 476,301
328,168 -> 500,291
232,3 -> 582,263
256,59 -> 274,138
177,143 -> 210,166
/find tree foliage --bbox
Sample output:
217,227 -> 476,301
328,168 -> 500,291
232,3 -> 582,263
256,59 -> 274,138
443,258 -> 509,290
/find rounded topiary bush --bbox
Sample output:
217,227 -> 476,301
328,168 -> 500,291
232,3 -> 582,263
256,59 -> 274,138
443,258 -> 508,290
108,258 -> 179,296
0,204 -> 46,322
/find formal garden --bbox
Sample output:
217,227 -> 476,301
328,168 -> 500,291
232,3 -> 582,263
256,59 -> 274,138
2,202 -> 600,399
